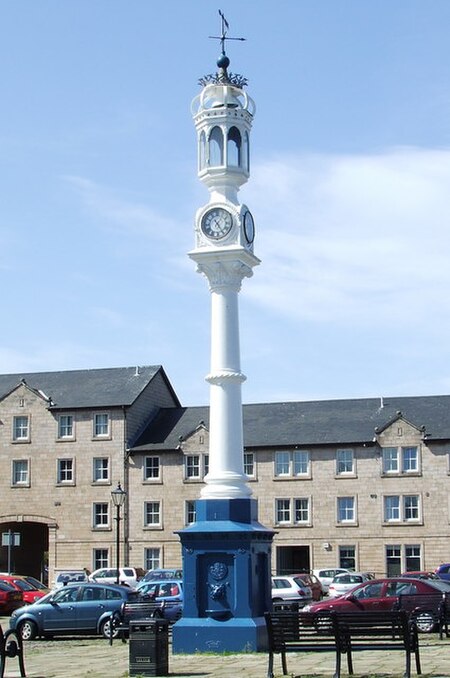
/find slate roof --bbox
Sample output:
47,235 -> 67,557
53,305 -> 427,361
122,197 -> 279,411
131,394 -> 450,452
0,365 -> 176,409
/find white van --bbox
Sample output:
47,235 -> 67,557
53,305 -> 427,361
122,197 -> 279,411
52,569 -> 89,589
89,567 -> 138,587
312,568 -> 350,594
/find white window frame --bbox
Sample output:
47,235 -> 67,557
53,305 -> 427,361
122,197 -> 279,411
383,494 -> 421,523
144,501 -> 161,528
12,459 -> 30,486
274,450 -> 310,478
144,547 -> 161,571
337,496 -> 356,524
58,414 -> 74,440
185,500 -> 196,525
244,452 -> 255,478
294,497 -> 311,525
93,457 -> 109,483
382,446 -> 420,475
336,449 -> 355,475
144,456 -> 160,481
93,412 -> 110,438
13,415 -> 29,442
275,498 -> 291,524
57,458 -> 74,484
93,548 -> 109,570
184,454 -> 208,481
93,502 -> 109,528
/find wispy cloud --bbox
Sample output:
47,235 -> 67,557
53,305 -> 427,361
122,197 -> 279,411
246,147 -> 450,330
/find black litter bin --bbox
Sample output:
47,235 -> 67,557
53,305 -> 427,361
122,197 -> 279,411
129,618 -> 169,677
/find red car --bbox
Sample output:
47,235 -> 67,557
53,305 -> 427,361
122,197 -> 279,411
294,573 -> 323,601
0,580 -> 24,614
303,577 -> 450,632
0,575 -> 47,605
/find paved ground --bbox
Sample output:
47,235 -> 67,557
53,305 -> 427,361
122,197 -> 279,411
2,618 -> 450,677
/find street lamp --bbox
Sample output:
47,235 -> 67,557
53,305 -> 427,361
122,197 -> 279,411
111,481 -> 126,585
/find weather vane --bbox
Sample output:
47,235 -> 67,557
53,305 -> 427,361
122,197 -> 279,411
209,10 -> 245,56
199,10 -> 248,89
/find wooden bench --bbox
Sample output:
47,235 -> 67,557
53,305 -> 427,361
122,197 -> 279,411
394,591 -> 446,635
264,609 -> 341,678
108,600 -> 165,645
334,609 -> 421,678
265,608 -> 421,678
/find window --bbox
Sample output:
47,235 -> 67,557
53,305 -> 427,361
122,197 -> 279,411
57,458 -> 74,484
12,459 -> 29,486
93,413 -> 109,438
93,548 -> 108,570
93,457 -> 109,483
339,545 -> 356,570
58,415 -> 74,439
384,494 -> 420,523
405,544 -> 421,571
274,450 -> 310,478
93,503 -> 109,528
244,452 -> 255,478
386,545 -> 401,577
336,449 -> 354,475
382,446 -> 419,475
145,547 -> 161,571
184,454 -> 208,481
227,126 -> 241,166
294,498 -> 310,524
337,496 -> 356,523
144,501 -> 161,527
13,416 -> 29,441
185,500 -> 196,525
209,126 -> 224,166
275,498 -> 291,524
144,456 -> 160,481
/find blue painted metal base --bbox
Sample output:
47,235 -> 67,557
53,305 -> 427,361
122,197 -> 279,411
172,498 -> 275,654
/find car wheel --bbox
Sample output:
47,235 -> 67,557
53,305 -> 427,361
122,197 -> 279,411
413,610 -> 436,633
100,617 -> 119,640
18,620 -> 38,641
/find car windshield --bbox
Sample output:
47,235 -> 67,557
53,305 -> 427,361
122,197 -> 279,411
25,576 -> 47,589
10,579 -> 36,591
0,581 -> 15,591
426,579 -> 450,592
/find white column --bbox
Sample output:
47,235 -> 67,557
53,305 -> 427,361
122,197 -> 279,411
190,253 -> 256,499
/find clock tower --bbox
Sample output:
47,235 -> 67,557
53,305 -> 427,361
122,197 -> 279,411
173,14 -> 274,654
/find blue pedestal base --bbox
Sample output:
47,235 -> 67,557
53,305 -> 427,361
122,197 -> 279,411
172,498 -> 275,654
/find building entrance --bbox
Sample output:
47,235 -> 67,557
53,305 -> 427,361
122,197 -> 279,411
275,545 -> 310,575
0,520 -> 48,582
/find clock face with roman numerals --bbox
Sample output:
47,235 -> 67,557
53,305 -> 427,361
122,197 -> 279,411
201,208 -> 233,239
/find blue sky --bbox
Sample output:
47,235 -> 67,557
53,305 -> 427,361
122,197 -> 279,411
1,1 -> 450,405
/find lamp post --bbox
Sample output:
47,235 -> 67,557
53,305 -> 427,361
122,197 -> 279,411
111,481 -> 126,585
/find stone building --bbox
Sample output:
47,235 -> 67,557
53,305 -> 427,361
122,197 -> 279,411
1,366 -> 449,582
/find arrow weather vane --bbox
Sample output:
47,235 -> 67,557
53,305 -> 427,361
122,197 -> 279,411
209,9 -> 245,56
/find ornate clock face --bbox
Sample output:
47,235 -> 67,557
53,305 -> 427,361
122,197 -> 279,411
201,208 -> 233,239
243,210 -> 255,244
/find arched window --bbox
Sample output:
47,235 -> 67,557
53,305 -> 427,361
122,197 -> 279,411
243,131 -> 250,172
199,131 -> 206,171
227,127 -> 241,167
208,126 -> 224,166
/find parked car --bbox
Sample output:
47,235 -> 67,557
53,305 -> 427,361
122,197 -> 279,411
9,582 -> 140,640
53,570 -> 89,589
141,568 -> 183,582
0,575 -> 47,604
312,568 -> 350,594
271,576 -> 312,606
401,571 -> 439,581
304,577 -> 450,632
328,572 -> 373,598
136,579 -> 183,622
89,567 -> 138,587
435,564 -> 450,581
293,573 -> 323,601
0,580 -> 24,615
21,575 -> 49,592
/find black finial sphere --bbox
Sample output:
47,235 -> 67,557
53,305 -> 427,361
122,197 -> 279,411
217,54 -> 230,69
